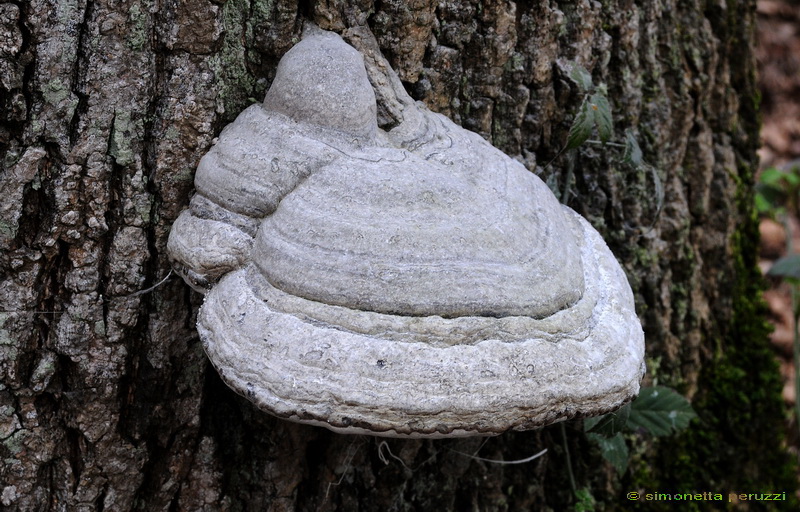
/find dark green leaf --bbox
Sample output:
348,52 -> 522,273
568,63 -> 594,92
623,129 -> 643,167
586,432 -> 629,474
574,487 -> 597,512
584,403 -> 630,436
590,93 -> 613,143
758,166 -> 800,192
627,386 -> 697,437
768,254 -> 800,279
759,167 -> 785,186
755,182 -> 788,212
755,194 -> 775,215
566,98 -> 593,150
784,170 -> 800,186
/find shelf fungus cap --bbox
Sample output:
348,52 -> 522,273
167,28 -> 645,438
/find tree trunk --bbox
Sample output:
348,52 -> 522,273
0,0 -> 794,510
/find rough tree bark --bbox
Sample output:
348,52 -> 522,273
0,0 -> 795,510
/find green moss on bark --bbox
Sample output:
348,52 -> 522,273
211,0 -> 257,119
624,166 -> 798,511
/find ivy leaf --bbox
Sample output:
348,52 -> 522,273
768,254 -> 800,280
586,432 -> 629,474
566,98 -> 593,150
623,129 -> 643,167
627,386 -> 697,437
568,63 -> 594,92
589,93 -> 613,143
584,403 -> 630,436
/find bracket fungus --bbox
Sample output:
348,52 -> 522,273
167,27 -> 645,438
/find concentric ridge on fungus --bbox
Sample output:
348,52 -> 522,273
167,26 -> 646,438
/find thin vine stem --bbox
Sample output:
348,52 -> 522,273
584,139 -> 626,148
560,422 -> 577,495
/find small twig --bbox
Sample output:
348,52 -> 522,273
0,271 -> 175,315
449,447 -> 547,465
117,270 -> 174,298
542,146 -> 568,174
324,437 -> 362,502
377,440 -> 411,470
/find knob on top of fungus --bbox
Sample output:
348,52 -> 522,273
167,27 -> 646,438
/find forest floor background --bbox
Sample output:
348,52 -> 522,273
756,0 -> 800,459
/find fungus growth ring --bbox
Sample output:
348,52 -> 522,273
167,26 -> 645,438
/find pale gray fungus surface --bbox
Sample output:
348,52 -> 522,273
167,27 -> 645,438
